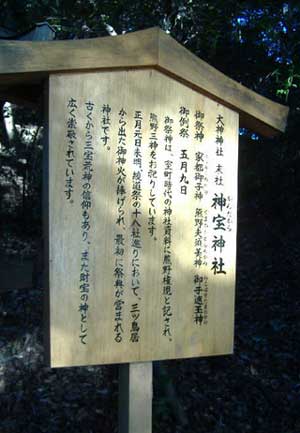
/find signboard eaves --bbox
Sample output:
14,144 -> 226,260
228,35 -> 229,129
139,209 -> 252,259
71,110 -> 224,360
0,27 -> 288,136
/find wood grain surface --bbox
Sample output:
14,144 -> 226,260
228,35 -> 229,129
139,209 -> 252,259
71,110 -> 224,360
46,69 -> 238,367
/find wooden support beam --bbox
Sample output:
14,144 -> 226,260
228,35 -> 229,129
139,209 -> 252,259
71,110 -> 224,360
119,362 -> 153,433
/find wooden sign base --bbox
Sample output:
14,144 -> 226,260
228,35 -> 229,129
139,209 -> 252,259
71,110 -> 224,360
119,362 -> 153,433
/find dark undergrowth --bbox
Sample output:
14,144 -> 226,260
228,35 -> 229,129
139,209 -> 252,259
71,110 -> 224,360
0,211 -> 299,433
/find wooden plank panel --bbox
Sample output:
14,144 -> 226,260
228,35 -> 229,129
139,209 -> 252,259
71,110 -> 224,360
46,69 -> 238,367
0,27 -> 288,136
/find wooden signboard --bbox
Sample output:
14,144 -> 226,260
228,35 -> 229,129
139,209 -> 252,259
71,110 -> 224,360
47,69 -> 238,367
0,27 -> 288,372
0,26 -> 289,433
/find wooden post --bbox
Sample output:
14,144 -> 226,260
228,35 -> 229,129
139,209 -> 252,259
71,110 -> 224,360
119,362 -> 153,433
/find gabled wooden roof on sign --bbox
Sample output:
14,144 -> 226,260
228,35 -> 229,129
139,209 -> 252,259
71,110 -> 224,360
0,27 -> 288,137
